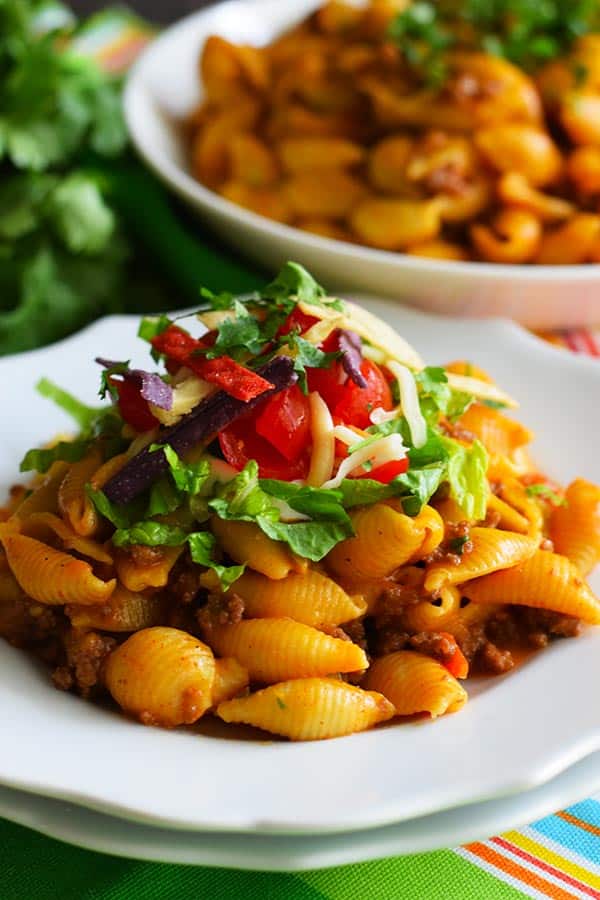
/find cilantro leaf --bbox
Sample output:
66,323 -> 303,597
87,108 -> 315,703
205,300 -> 264,360
263,261 -> 327,306
287,333 -> 339,393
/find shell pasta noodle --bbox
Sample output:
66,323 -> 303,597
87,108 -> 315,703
1,261 -> 599,741
187,1 -> 600,264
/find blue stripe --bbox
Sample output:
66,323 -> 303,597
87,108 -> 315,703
566,799 -> 600,828
531,813 -> 600,866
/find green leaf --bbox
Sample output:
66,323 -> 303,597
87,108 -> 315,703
415,367 -> 473,424
263,261 -> 327,305
257,517 -> 352,562
112,521 -> 189,548
36,377 -> 105,432
208,461 -> 277,522
158,445 -> 211,495
394,463 -> 448,516
19,438 -> 90,473
86,486 -> 135,530
287,333 -> 339,393
48,173 -> 115,254
260,479 -> 351,524
525,483 -> 567,507
187,531 -> 245,590
205,300 -> 264,360
444,438 -> 489,521
138,314 -> 172,343
147,477 -> 183,517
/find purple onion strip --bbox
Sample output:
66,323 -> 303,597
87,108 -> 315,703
338,330 -> 367,388
96,358 -> 173,411
102,356 -> 297,505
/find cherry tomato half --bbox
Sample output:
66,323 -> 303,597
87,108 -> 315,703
307,358 -> 393,429
115,379 -> 158,433
219,386 -> 311,479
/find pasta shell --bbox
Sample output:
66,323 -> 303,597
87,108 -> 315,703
230,569 -> 367,627
205,618 -> 368,683
66,585 -> 165,632
116,546 -> 184,593
105,627 -> 216,727
462,550 -> 600,625
58,451 -> 103,537
550,479 -> 600,576
363,651 -> 467,718
0,532 -> 115,606
327,503 -> 441,579
455,404 -> 532,457
22,512 -> 113,565
210,657 -> 250,707
210,518 -> 306,579
12,462 -> 68,521
401,586 -> 461,633
424,528 -> 539,594
486,495 -> 530,534
217,678 -> 394,740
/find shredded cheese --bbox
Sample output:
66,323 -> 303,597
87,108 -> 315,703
369,406 -> 400,426
150,374 -> 215,427
322,433 -> 407,489
298,298 -> 424,370
386,360 -> 427,449
306,392 -> 336,487
446,372 -> 518,410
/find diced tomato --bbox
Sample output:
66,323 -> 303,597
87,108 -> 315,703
308,358 -> 393,430
219,415 -> 309,480
277,309 -> 319,337
357,458 -> 409,483
114,379 -> 158,433
151,325 -> 271,402
438,633 -> 469,680
255,385 -> 310,462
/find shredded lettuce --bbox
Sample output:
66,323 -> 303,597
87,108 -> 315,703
159,445 -> 211,495
208,462 -> 277,522
444,438 -> 489,521
256,518 -> 352,561
36,377 -> 105,432
187,533 -> 245,591
20,438 -> 90,474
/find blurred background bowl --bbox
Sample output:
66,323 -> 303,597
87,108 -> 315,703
124,0 -> 600,329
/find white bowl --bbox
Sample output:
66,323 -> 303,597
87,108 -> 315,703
124,0 -> 600,330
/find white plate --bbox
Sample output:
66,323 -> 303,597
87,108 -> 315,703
1,751 -> 599,870
124,0 -> 600,330
2,303 -> 600,836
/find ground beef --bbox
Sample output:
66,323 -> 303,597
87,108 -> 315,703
423,521 -> 474,567
127,545 -> 165,567
52,630 -> 116,697
196,592 -> 245,632
519,608 -> 583,648
477,641 -> 515,674
169,568 -> 203,606
409,631 -> 458,666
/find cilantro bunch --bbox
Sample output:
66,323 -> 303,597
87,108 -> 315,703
389,0 -> 600,87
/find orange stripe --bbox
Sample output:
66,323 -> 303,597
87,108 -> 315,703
465,841 -> 580,899
557,811 -> 600,838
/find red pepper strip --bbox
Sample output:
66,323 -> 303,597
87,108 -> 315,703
357,458 -> 409,483
114,378 -> 159,433
438,632 -> 469,680
151,325 -> 272,402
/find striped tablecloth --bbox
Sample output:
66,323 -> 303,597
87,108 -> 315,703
2,7 -> 599,898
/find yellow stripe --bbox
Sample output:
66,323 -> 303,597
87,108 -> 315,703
503,830 -> 600,891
